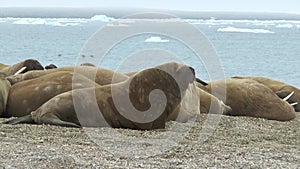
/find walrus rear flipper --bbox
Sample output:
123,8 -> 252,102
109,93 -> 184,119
3,115 -> 34,125
41,115 -> 81,128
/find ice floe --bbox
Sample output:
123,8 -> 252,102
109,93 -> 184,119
217,27 -> 275,34
145,36 -> 170,43
90,15 -> 115,22
6,14 -> 115,26
276,24 -> 293,28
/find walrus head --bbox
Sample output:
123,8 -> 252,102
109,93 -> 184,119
150,62 -> 196,91
45,64 -> 58,69
276,89 -> 299,112
111,62 -> 195,128
22,59 -> 44,72
5,59 -> 44,75
128,62 -> 195,108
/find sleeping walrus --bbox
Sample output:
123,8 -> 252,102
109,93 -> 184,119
7,65 -> 129,85
4,71 -> 100,118
233,76 -> 299,112
206,78 -> 296,121
0,59 -> 44,76
5,62 -> 195,129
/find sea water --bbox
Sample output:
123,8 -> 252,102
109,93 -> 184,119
0,15 -> 299,87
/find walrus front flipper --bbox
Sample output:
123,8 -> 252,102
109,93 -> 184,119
3,115 -> 34,124
41,115 -> 81,128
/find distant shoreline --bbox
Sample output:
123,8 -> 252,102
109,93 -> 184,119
1,7 -> 300,20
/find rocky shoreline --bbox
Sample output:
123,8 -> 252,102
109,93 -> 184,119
1,113 -> 299,168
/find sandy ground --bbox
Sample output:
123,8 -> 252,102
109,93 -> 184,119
0,113 -> 299,168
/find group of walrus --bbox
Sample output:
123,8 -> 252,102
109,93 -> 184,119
0,59 -> 298,130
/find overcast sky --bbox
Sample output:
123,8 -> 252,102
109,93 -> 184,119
1,0 -> 299,14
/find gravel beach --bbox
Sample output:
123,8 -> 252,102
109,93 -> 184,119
0,113 -> 299,168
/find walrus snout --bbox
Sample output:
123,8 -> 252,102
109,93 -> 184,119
175,64 -> 196,89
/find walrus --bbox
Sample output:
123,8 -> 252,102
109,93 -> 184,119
5,62 -> 195,129
4,71 -> 100,118
168,82 -> 232,122
0,73 -> 11,116
0,59 -> 44,76
7,66 -> 129,86
233,76 -> 300,112
206,78 -> 296,121
45,64 -> 57,69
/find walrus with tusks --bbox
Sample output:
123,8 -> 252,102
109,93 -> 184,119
206,78 -> 296,121
7,66 -> 129,85
4,71 -> 100,118
233,76 -> 300,112
5,62 -> 195,129
0,59 -> 44,76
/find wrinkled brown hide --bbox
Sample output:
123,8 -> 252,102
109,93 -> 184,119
233,76 -> 300,112
5,62 -> 195,129
8,66 -> 129,85
4,71 -> 99,117
206,78 -> 296,121
1,59 -> 44,76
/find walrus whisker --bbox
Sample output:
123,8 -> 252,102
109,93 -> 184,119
14,66 -> 27,75
283,91 -> 294,101
290,102 -> 298,106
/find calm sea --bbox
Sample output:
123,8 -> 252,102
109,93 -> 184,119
0,14 -> 299,87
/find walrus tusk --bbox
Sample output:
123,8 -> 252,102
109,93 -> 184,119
290,102 -> 298,106
14,67 -> 27,75
283,91 -> 294,101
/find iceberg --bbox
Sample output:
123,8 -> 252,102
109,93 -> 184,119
217,27 -> 275,34
145,36 -> 170,43
90,15 -> 115,22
